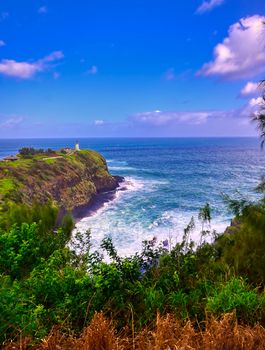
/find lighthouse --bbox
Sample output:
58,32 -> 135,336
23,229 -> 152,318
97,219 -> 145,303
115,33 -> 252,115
75,140 -> 80,151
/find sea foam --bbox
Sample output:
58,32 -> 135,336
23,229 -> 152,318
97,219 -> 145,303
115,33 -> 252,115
74,175 -> 229,257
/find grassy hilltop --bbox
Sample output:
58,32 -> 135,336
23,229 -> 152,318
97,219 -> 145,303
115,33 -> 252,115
0,148 -> 120,215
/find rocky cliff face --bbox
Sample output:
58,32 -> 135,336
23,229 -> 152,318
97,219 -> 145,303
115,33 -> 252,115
0,150 -> 122,214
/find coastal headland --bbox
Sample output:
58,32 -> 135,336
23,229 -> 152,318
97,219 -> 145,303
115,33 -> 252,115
0,147 -> 123,220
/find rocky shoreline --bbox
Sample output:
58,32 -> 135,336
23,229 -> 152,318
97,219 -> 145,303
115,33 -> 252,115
73,175 -> 124,221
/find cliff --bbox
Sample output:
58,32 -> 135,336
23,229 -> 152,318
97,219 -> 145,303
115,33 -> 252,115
0,149 -> 122,215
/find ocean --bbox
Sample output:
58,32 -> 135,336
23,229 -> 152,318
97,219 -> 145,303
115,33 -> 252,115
0,137 -> 264,256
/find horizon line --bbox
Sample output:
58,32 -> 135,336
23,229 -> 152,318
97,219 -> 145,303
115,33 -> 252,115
0,136 -> 260,140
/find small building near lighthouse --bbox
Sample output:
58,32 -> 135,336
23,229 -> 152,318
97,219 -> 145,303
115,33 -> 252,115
3,155 -> 19,162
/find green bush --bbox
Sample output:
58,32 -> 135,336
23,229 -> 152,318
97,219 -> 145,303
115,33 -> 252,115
217,204 -> 265,284
206,277 -> 265,324
1,199 -> 265,344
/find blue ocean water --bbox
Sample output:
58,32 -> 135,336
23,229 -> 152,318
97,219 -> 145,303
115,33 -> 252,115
0,138 -> 264,255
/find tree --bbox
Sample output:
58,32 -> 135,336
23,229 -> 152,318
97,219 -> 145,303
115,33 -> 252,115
252,80 -> 265,148
198,203 -> 211,245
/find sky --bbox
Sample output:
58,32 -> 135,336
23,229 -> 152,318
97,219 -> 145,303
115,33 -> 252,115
0,0 -> 265,138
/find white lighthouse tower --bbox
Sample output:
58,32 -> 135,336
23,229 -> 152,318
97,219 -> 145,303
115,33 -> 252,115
75,140 -> 80,151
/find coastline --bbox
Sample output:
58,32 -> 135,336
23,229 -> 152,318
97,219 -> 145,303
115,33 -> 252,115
72,175 -> 125,222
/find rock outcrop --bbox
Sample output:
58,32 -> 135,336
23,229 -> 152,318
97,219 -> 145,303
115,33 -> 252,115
0,149 -> 123,215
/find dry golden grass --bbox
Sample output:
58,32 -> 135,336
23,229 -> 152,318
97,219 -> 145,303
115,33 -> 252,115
3,312 -> 265,350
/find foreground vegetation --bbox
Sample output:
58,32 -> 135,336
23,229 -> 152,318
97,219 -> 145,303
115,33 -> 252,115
0,195 -> 265,347
4,313 -> 265,350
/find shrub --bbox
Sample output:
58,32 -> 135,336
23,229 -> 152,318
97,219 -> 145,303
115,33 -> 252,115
206,277 -> 265,324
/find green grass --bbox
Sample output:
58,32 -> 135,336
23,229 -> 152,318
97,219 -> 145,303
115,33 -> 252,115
42,158 -> 58,165
0,178 -> 15,195
0,158 -> 33,168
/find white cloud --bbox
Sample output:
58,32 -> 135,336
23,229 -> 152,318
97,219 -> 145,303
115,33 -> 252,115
0,116 -> 24,129
196,0 -> 225,14
248,96 -> 263,109
0,51 -> 64,79
41,51 -> 64,62
131,110 -> 212,126
198,15 -> 265,79
130,98 -> 261,128
38,6 -> 47,14
237,97 -> 263,124
0,40 -> 6,47
87,65 -> 98,75
0,61 -> 40,79
94,119 -> 105,125
240,82 -> 259,97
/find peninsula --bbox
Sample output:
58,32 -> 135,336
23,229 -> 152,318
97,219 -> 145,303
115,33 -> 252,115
0,147 -> 123,219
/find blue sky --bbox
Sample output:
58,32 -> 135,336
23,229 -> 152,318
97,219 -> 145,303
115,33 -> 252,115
0,0 -> 265,138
